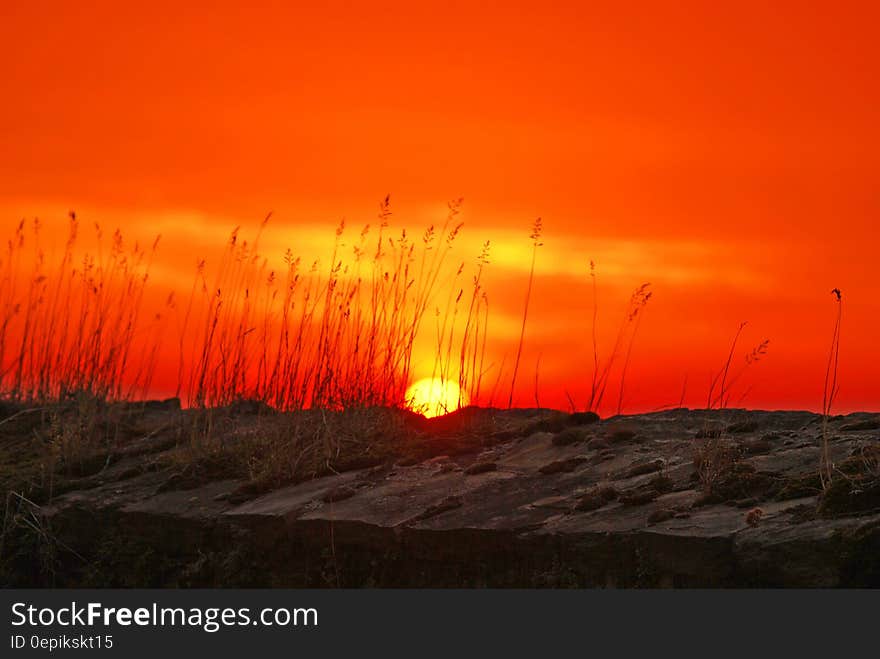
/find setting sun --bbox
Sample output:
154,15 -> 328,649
405,378 -> 467,418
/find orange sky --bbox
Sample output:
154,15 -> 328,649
2,1 -> 878,412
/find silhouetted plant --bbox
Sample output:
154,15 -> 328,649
585,264 -> 652,415
616,283 -> 653,415
706,322 -> 769,410
0,214 -> 161,402
177,196 -> 503,415
820,288 -> 842,490
508,218 -> 542,408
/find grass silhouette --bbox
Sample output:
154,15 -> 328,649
182,197 -> 479,411
0,201 -> 812,430
585,262 -> 652,415
0,214 -> 162,403
508,217 -> 542,409
820,288 -> 842,490
706,322 -> 769,411
0,199 -> 501,416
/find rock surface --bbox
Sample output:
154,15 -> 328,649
4,407 -> 880,587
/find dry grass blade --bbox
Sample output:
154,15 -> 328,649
820,288 -> 842,490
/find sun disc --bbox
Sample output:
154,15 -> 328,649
405,378 -> 467,418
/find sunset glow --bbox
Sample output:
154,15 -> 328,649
1,2 -> 878,413
406,379 -> 467,419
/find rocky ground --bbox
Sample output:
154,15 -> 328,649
2,401 -> 879,587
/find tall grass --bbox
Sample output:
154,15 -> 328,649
706,322 -> 769,410
585,262 -> 652,415
0,214 -> 161,402
175,197 -> 498,412
691,322 -> 769,494
508,218 -> 542,409
0,206 -> 819,429
0,201 -> 504,415
456,240 -> 491,407
820,288 -> 842,490
615,283 -> 652,415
